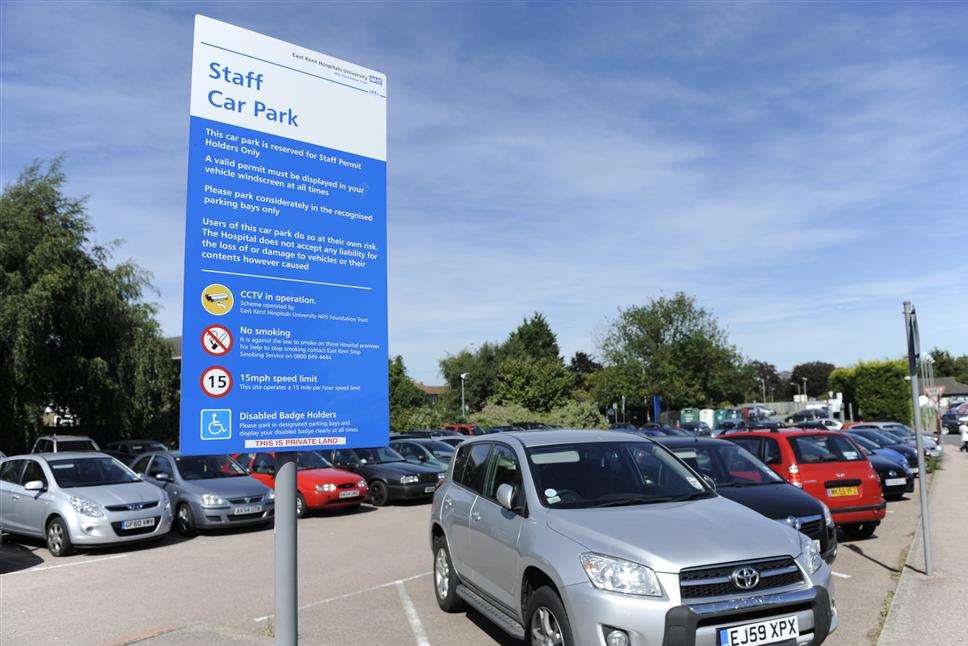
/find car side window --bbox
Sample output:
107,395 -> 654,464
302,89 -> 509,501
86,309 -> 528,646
148,456 -> 174,479
251,454 -> 276,475
131,455 -> 151,474
761,438 -> 782,465
451,445 -> 471,482
21,461 -> 48,487
396,443 -> 415,458
458,443 -> 492,494
483,444 -> 523,504
728,437 -> 761,459
0,460 -> 25,484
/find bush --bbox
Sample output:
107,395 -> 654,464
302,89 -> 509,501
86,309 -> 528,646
834,360 -> 911,423
469,400 -> 606,429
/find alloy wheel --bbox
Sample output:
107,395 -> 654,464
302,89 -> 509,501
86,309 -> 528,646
530,606 -> 563,646
434,548 -> 450,599
47,523 -> 64,553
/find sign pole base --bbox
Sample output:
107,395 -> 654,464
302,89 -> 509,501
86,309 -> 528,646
275,452 -> 298,645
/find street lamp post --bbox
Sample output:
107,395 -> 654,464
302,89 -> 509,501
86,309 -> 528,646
801,377 -> 808,400
459,372 -> 469,418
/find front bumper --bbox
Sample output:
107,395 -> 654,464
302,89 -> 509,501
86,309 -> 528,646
563,579 -> 836,646
195,501 -> 275,528
388,482 -> 438,501
306,486 -> 367,509
66,506 -> 173,546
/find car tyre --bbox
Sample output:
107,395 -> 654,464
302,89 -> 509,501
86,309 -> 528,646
526,585 -> 573,646
46,517 -> 73,557
843,522 -> 877,540
175,503 -> 197,537
432,535 -> 464,612
368,480 -> 389,506
296,493 -> 307,519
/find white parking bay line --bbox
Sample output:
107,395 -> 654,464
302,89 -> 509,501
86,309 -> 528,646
831,571 -> 852,579
396,580 -> 431,646
2,553 -> 130,576
253,571 -> 431,622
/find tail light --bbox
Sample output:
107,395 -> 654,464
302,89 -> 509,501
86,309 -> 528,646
788,464 -> 803,488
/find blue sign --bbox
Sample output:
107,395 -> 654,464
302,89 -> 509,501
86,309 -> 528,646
180,16 -> 388,455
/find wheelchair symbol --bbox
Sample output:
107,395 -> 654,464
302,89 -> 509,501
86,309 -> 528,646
200,409 -> 232,440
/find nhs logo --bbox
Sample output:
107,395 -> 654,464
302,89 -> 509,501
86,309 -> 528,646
368,75 -> 383,86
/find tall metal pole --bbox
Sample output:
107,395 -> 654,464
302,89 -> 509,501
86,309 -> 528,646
275,452 -> 298,645
904,301 -> 933,576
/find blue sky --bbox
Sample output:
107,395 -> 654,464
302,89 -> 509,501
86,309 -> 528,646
3,1 -> 967,384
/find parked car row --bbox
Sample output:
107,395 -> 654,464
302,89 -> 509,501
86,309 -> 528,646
0,437 -> 451,556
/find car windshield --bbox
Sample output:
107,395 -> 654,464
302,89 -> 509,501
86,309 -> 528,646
879,429 -> 909,443
58,440 -> 97,451
175,455 -> 247,480
848,435 -> 880,453
48,457 -> 139,488
671,443 -> 784,487
355,447 -> 405,464
296,452 -> 332,470
790,434 -> 865,463
130,442 -> 166,453
526,441 -> 713,509
854,430 -> 895,447
421,440 -> 455,457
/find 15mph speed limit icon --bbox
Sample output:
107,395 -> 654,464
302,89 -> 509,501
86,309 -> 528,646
200,366 -> 233,398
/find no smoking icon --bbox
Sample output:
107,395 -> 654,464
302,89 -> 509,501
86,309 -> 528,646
201,324 -> 233,356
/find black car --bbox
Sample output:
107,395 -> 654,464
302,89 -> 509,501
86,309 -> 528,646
660,437 -> 838,563
680,421 -> 712,436
712,419 -> 747,435
318,447 -> 444,506
102,440 -> 168,464
747,416 -> 780,431
845,435 -> 914,500
784,409 -> 830,426
942,403 -> 967,434
845,428 -> 918,469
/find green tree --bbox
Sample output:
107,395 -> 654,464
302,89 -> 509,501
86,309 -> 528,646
388,355 -> 424,411
492,356 -> 575,412
929,348 -> 968,384
790,361 -> 836,398
500,312 -> 560,362
0,160 -> 179,453
831,360 -> 910,423
748,360 -> 785,401
439,341 -> 502,413
596,293 -> 752,411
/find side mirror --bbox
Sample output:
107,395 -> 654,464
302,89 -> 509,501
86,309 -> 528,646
703,476 -> 717,491
496,483 -> 516,511
154,472 -> 171,482
418,454 -> 427,462
24,480 -> 45,492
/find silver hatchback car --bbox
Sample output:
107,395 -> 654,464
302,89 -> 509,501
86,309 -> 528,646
430,431 -> 837,646
0,452 -> 172,556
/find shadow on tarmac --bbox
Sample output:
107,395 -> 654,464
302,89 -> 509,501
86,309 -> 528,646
0,535 -> 44,574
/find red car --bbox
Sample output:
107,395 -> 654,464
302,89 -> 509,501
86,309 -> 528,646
233,451 -> 367,518
721,429 -> 886,539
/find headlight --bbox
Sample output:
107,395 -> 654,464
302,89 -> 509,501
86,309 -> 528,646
316,483 -> 336,492
357,479 -> 367,488
70,496 -> 104,518
400,475 -> 418,484
437,472 -> 445,480
266,490 -> 276,501
164,496 -> 172,515
800,533 -> 824,574
820,502 -> 834,528
580,553 -> 662,597
200,494 -> 228,507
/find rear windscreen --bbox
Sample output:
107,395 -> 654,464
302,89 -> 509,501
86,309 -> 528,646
790,435 -> 864,463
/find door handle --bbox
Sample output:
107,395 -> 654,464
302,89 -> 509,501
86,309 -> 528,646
10,495 -> 20,500
443,497 -> 454,509
470,512 -> 482,522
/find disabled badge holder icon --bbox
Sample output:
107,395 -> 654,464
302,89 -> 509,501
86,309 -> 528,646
200,409 -> 232,441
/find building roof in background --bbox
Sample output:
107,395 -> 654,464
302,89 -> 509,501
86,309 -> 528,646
413,381 -> 447,396
936,376 -> 968,396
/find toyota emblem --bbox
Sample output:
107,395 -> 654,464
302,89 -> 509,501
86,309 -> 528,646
731,567 -> 760,590
785,516 -> 802,531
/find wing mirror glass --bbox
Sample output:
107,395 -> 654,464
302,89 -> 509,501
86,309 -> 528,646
154,472 -> 171,482
703,475 -> 717,491
24,480 -> 45,492
496,483 -> 516,511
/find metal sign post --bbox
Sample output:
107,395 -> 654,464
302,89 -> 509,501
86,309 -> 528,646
904,300 -> 933,575
275,453 -> 298,645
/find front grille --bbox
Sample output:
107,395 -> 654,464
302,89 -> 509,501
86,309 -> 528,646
105,501 -> 159,512
799,519 -> 825,540
338,482 -> 356,489
111,517 -> 161,536
227,495 -> 263,504
680,556 -> 804,600
418,473 -> 439,484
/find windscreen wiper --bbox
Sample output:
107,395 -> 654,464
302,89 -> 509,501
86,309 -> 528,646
592,496 -> 660,508
658,491 -> 714,503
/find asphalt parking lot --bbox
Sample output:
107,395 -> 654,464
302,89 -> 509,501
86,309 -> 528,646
0,477 -> 928,646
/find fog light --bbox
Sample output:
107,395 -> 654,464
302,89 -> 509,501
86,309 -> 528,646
604,628 -> 629,646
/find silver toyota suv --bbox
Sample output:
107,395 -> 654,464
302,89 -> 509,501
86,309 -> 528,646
430,430 -> 837,646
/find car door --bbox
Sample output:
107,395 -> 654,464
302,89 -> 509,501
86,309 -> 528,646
466,443 -> 525,611
441,442 -> 491,581
0,460 -> 26,532
16,459 -> 52,536
247,453 -> 277,488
